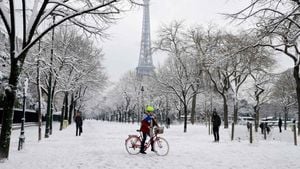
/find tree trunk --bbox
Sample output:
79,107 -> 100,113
233,100 -> 238,124
178,100 -> 182,122
50,102 -> 53,135
0,59 -> 20,159
49,77 -> 57,135
68,93 -> 74,124
47,16 -> 55,136
254,105 -> 260,132
183,103 -> 188,133
60,98 -> 65,130
178,110 -> 181,122
222,95 -> 228,128
191,94 -> 197,125
293,65 -> 300,135
45,84 -> 52,138
284,106 -> 288,130
36,54 -> 42,141
0,88 -> 16,159
165,96 -> 169,122
64,92 -> 69,120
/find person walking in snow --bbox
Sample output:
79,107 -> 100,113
259,122 -> 264,134
247,122 -> 251,131
278,118 -> 282,133
74,112 -> 83,136
211,108 -> 221,142
265,123 -> 270,134
166,117 -> 171,129
139,105 -> 158,154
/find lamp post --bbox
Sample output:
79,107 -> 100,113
18,78 -> 28,150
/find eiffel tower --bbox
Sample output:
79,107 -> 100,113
136,0 -> 154,77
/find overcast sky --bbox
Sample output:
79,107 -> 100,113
101,0 -> 293,82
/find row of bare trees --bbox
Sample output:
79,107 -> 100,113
100,22 -> 284,133
152,22 -> 276,132
0,0 -> 141,160
0,22 -> 107,157
22,25 -> 107,136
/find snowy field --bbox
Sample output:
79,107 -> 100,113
1,120 -> 300,169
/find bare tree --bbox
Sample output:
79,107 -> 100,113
272,69 -> 297,130
206,30 -> 274,128
154,57 -> 198,132
227,32 -> 275,124
229,0 -> 300,135
207,64 -> 232,128
206,32 -> 245,128
51,26 -> 107,126
154,21 -> 201,132
186,26 -> 212,124
249,72 -> 273,132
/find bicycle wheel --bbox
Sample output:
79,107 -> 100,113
125,136 -> 141,155
153,137 -> 169,156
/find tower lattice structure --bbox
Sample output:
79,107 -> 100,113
136,0 -> 154,77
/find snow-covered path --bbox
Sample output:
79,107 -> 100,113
2,120 -> 300,169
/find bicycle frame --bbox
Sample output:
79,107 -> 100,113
125,129 -> 169,156
140,131 -> 157,151
125,130 -> 157,150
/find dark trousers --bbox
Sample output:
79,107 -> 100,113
279,125 -> 282,133
140,132 -> 154,152
213,126 -> 219,141
76,123 -> 82,136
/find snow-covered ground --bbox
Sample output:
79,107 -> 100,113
1,120 -> 300,169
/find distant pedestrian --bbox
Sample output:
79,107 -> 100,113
74,112 -> 83,136
278,118 -> 282,133
259,122 -> 270,134
247,122 -> 251,131
211,108 -> 221,142
292,119 -> 296,131
259,122 -> 264,134
166,117 -> 171,129
265,123 -> 270,134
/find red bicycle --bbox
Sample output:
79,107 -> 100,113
125,127 -> 169,156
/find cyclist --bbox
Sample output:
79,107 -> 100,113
140,105 -> 158,154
